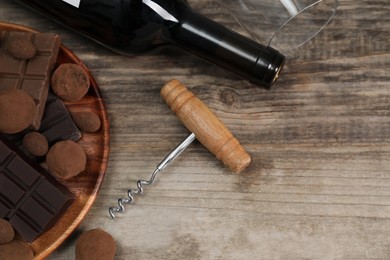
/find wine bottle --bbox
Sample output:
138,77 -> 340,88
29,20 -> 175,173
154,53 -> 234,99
13,0 -> 285,87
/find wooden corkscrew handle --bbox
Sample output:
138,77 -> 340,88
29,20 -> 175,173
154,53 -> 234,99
161,79 -> 251,173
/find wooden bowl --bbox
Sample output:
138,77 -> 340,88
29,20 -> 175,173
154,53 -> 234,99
0,21 -> 110,259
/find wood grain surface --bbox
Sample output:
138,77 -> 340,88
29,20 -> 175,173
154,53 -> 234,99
1,0 -> 390,259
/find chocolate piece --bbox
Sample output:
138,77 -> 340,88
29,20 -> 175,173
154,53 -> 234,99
0,31 -> 61,129
51,63 -> 90,102
46,140 -> 86,180
7,38 -> 36,60
76,229 -> 116,260
39,92 -> 82,144
72,111 -> 101,133
0,89 -> 36,134
0,137 -> 74,242
2,92 -> 82,162
0,219 -> 14,245
23,132 -> 48,157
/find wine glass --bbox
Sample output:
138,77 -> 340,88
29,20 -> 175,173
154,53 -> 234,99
217,0 -> 338,53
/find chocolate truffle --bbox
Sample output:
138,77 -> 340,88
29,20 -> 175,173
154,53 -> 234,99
7,38 -> 36,60
0,239 -> 34,260
72,112 -> 101,133
76,229 -> 116,260
51,63 -> 90,102
23,132 -> 49,156
0,89 -> 36,134
0,219 -> 14,245
46,140 -> 86,180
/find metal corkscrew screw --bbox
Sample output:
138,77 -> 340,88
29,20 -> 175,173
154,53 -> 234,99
109,79 -> 251,219
109,133 -> 196,219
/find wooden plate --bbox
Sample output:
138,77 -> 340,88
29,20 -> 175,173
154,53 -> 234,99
0,21 -> 110,259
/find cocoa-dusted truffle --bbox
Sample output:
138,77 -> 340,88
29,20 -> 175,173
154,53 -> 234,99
76,229 -> 116,260
7,38 -> 36,60
0,219 -> 14,245
72,111 -> 101,133
51,63 -> 90,102
23,132 -> 49,156
46,140 -> 86,180
0,239 -> 34,260
0,89 -> 36,134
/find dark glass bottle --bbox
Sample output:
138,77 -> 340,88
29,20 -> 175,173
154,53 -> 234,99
13,0 -> 285,87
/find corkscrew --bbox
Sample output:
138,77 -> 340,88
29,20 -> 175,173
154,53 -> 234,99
109,79 -> 251,219
108,133 -> 196,219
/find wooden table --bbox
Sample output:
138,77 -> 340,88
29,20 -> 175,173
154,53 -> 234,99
1,0 -> 389,259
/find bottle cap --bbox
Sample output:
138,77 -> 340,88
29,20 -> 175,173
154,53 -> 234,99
252,46 -> 285,88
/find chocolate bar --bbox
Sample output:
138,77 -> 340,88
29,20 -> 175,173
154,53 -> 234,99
0,137 -> 74,242
2,92 -> 82,161
0,31 -> 60,129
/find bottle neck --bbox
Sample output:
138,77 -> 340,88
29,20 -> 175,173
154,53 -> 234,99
169,8 -> 285,87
